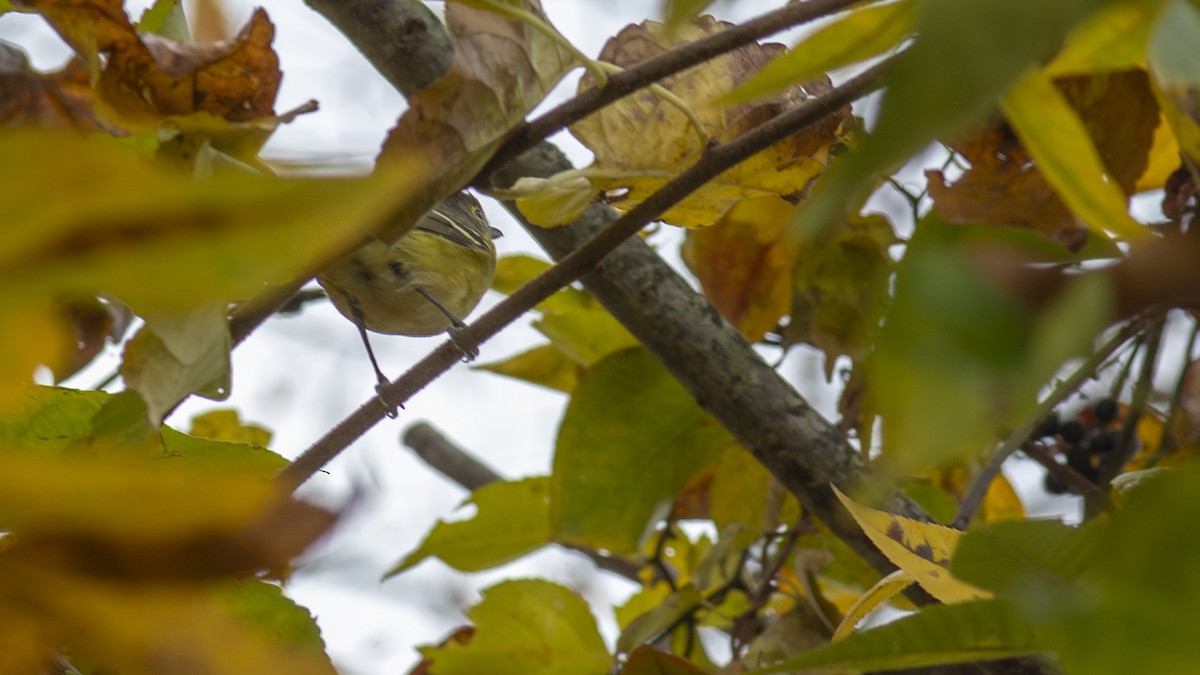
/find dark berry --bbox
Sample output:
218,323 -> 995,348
1044,472 -> 1068,495
1090,430 -> 1117,458
1060,420 -> 1086,444
1093,398 -> 1119,425
1033,412 -> 1060,439
1066,445 -> 1099,484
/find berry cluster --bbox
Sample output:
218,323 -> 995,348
1034,398 -> 1121,495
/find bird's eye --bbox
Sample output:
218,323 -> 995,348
474,207 -> 485,219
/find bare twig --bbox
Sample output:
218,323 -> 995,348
402,422 -> 503,491
1022,441 -> 1110,508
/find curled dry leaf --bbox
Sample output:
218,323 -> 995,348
929,69 -> 1160,249
52,295 -> 133,383
0,44 -> 100,131
377,0 -> 575,242
570,16 -> 854,228
15,0 -> 293,159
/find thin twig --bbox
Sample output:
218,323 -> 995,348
275,60 -> 890,492
1099,313 -> 1166,485
951,318 -> 1147,529
1021,441 -> 1110,509
1148,316 -> 1200,462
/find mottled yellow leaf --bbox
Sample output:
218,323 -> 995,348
833,486 -> 990,604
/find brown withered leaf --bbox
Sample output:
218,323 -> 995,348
930,69 -> 1160,248
377,1 -> 574,242
52,295 -> 133,383
927,122 -> 1079,243
16,1 -> 289,157
681,195 -> 799,342
95,8 -> 280,130
0,44 -> 100,131
570,16 -> 853,228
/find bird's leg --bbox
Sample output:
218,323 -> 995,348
351,304 -> 402,418
415,286 -> 479,362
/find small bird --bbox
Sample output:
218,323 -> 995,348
317,191 -> 500,390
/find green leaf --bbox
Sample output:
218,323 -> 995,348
387,477 -> 551,575
1048,0 -> 1160,76
796,0 -> 1107,240
1001,69 -> 1145,241
159,426 -> 287,470
215,579 -> 333,667
1148,0 -> 1200,88
727,0 -> 916,103
492,255 -> 637,365
420,579 -> 610,675
872,216 -> 1032,469
136,0 -> 191,41
1021,466 -> 1200,674
750,599 -> 1044,674
120,304 -> 231,424
663,0 -> 715,27
952,520 -> 1106,596
551,348 -> 732,553
709,445 -> 799,533
871,215 -> 1110,470
0,386 -> 106,455
617,584 -> 704,655
475,343 -> 580,393
0,130 -> 424,315
0,450 -> 278,538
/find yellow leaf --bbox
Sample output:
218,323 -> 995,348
982,473 -> 1025,523
188,409 -> 272,447
726,0 -> 917,104
832,569 -> 914,642
1001,69 -> 1147,241
1046,1 -> 1156,77
0,563 -> 336,675
833,485 -> 990,604
1136,111 -> 1181,192
511,175 -> 597,227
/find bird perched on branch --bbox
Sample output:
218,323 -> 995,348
318,191 -> 500,392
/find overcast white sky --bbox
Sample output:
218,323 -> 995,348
0,1 -> 1096,672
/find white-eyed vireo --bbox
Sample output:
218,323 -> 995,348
317,191 -> 500,386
